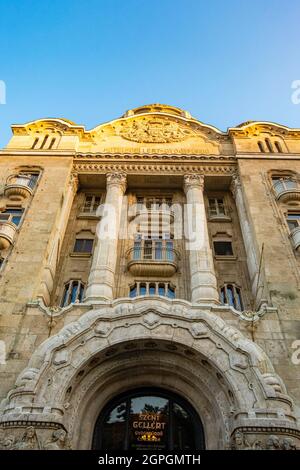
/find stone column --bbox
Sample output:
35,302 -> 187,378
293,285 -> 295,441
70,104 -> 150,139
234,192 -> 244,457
230,175 -> 260,299
85,172 -> 127,301
38,172 -> 78,305
183,174 -> 219,304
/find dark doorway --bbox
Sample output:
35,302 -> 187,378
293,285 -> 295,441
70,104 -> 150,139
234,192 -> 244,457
92,387 -> 205,450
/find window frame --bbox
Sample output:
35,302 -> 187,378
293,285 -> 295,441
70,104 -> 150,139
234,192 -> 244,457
61,280 -> 85,307
213,240 -> 234,257
73,237 -> 94,254
220,283 -> 243,311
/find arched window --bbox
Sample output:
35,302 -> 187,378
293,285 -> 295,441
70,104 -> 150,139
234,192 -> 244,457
220,284 -> 243,311
129,282 -> 175,299
149,283 -> 156,295
92,388 -> 205,450
61,280 -> 85,307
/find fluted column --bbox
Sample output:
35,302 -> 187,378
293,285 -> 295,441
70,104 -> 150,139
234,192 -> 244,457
183,174 -> 219,304
230,175 -> 260,297
85,172 -> 127,302
38,172 -> 79,305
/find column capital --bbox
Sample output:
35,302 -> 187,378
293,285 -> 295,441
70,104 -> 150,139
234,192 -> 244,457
183,174 -> 204,192
106,171 -> 127,192
230,174 -> 241,199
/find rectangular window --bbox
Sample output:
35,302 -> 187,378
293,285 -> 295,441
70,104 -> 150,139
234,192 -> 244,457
286,213 -> 300,232
74,238 -> 94,253
208,198 -> 225,217
83,195 -> 102,214
214,241 -> 233,256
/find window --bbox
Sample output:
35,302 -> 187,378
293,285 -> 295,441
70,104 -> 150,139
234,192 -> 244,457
74,238 -> 94,253
286,213 -> 300,232
82,195 -> 102,214
213,241 -> 233,256
129,282 -> 176,298
0,208 -> 24,226
272,176 -> 298,195
208,198 -> 226,217
220,284 -> 243,311
93,388 -> 205,451
132,237 -> 174,261
61,280 -> 85,307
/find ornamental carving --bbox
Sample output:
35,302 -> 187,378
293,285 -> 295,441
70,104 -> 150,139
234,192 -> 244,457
119,118 -> 198,143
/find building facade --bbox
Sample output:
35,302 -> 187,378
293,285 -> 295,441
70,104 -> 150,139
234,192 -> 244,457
0,104 -> 300,450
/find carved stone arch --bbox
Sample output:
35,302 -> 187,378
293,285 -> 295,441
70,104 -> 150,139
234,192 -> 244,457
1,299 -> 299,450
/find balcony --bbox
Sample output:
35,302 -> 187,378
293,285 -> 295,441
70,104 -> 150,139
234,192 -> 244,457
127,241 -> 178,277
0,221 -> 17,249
4,174 -> 35,200
273,178 -> 300,203
289,227 -> 300,251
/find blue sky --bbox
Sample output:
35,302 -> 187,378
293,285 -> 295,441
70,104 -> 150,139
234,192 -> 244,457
0,0 -> 300,146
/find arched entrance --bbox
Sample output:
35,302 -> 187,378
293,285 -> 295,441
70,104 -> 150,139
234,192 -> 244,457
92,387 -> 205,451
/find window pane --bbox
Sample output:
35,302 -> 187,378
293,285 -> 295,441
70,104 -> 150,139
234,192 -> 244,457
288,220 -> 298,231
227,285 -> 235,307
220,287 -> 225,304
61,284 -> 69,307
144,241 -> 152,259
140,284 -> 147,296
285,179 -> 297,190
74,239 -> 93,252
101,402 -> 127,451
235,288 -> 243,311
173,403 -> 196,451
129,396 -> 169,451
158,284 -> 165,296
167,286 -> 175,299
155,241 -> 162,260
79,283 -> 85,302
149,284 -> 156,295
166,241 -> 174,261
12,216 -> 22,226
129,285 -> 137,298
70,281 -> 79,303
214,241 -> 233,256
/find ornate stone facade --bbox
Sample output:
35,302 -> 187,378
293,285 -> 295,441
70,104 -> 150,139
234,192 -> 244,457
0,104 -> 300,450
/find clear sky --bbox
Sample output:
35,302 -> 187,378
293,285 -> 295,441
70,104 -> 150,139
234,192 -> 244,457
0,0 -> 300,147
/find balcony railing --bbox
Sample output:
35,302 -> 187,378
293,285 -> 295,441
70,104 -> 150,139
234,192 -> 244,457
273,178 -> 300,203
4,174 -> 35,200
127,242 -> 178,277
289,227 -> 300,251
0,221 -> 17,250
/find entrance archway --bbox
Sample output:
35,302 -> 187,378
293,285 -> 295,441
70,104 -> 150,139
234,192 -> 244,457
92,387 -> 205,451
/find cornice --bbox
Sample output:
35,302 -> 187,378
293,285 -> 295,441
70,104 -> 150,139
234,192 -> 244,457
73,162 -> 236,175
